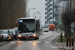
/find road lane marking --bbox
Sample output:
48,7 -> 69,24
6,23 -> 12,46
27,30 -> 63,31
27,41 -> 33,43
45,42 -> 50,43
10,41 -> 52,44
51,46 -> 58,48
36,41 -> 41,43
27,41 -> 41,43
27,41 -> 51,44
17,41 -> 24,43
10,41 -> 25,44
10,42 -> 15,43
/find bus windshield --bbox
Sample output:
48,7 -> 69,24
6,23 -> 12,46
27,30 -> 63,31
18,19 -> 35,33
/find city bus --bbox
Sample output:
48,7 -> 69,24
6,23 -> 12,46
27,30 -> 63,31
16,18 -> 40,40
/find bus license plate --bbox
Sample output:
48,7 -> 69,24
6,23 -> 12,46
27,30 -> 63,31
25,36 -> 28,38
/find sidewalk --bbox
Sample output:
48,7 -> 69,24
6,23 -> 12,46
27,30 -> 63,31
55,29 -> 75,50
55,36 -> 75,50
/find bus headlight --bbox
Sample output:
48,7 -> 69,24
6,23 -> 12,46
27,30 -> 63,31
33,34 -> 37,37
18,34 -> 21,37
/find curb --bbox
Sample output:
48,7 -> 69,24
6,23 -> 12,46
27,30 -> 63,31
54,36 -> 63,50
54,37 -> 75,50
0,42 -> 7,46
0,41 -> 10,46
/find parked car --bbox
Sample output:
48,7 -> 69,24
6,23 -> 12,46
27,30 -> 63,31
9,29 -> 18,40
0,30 -> 13,40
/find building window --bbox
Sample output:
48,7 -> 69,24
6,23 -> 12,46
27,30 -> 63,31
49,0 -> 51,2
45,12 -> 47,15
45,7 -> 47,10
45,0 -> 47,1
45,21 -> 47,24
45,3 -> 47,6
45,16 -> 47,19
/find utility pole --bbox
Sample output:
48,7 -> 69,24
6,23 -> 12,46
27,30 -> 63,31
28,8 -> 36,17
52,0 -> 54,24
69,0 -> 71,47
69,0 -> 74,50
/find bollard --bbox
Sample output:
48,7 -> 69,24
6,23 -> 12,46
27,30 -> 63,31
66,38 -> 68,47
60,33 -> 62,43
69,37 -> 71,47
72,38 -> 74,46
65,33 -> 67,38
72,38 -> 74,50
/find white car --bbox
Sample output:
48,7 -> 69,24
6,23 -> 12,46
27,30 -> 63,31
0,30 -> 13,40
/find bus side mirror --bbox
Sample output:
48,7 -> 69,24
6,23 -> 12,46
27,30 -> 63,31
16,22 -> 17,26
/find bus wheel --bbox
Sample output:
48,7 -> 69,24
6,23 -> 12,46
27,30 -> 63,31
19,38 -> 22,40
35,37 -> 39,40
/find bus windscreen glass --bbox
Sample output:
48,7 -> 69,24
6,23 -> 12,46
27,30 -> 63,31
18,19 -> 35,33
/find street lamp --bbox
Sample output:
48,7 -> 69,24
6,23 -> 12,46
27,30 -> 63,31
69,0 -> 71,38
36,11 -> 41,19
28,8 -> 36,17
68,0 -> 74,49
69,0 -> 74,50
33,11 -> 41,19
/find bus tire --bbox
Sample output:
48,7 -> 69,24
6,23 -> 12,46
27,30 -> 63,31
35,37 -> 39,40
19,38 -> 22,40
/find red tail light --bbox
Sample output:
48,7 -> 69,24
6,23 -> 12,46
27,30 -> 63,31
16,22 -> 17,26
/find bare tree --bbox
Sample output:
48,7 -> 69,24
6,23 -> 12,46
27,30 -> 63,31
61,0 -> 75,37
0,0 -> 27,29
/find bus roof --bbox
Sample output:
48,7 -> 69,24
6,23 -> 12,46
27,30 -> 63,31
18,17 -> 35,20
17,17 -> 36,21
49,24 -> 55,26
17,17 -> 40,21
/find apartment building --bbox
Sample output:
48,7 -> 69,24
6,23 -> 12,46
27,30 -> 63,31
45,0 -> 69,25
45,0 -> 54,25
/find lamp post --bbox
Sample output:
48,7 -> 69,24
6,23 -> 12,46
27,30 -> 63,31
28,8 -> 36,17
69,0 -> 71,47
33,11 -> 41,19
37,11 -> 41,19
69,0 -> 74,50
68,0 -> 74,50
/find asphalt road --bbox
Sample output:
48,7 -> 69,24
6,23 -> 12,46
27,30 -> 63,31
0,31 -> 60,50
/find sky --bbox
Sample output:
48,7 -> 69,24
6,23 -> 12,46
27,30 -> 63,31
26,0 -> 45,26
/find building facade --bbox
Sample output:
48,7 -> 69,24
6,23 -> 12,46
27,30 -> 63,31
45,0 -> 53,25
45,0 -> 59,25
45,0 -> 69,25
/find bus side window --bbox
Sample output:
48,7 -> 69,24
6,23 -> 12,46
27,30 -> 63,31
36,23 -> 40,32
36,23 -> 40,28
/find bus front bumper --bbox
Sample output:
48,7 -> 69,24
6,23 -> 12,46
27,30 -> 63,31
18,34 -> 37,38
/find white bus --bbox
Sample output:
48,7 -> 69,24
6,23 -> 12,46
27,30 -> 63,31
16,18 -> 40,40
